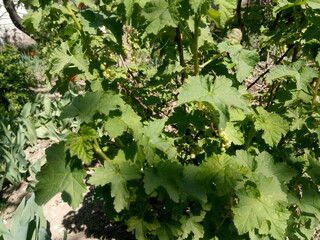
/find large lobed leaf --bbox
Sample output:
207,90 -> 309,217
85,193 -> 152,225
65,126 -> 98,164
233,174 -> 290,239
49,42 -> 89,76
197,153 -> 243,196
34,143 -> 87,209
254,107 -> 289,147
142,0 -> 178,35
177,75 -> 249,129
89,151 -> 141,212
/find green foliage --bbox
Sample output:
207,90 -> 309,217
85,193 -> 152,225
0,194 -> 50,240
0,45 -> 38,114
34,142 -> 86,209
22,0 -> 320,239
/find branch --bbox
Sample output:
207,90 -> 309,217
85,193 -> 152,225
3,0 -> 30,36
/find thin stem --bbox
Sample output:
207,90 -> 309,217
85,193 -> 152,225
65,3 -> 93,58
92,138 -> 111,162
66,4 -> 82,33
200,51 -> 226,68
193,14 -> 200,76
247,44 -> 293,90
312,74 -> 320,108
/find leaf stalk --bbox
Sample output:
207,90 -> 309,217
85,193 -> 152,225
92,138 -> 111,162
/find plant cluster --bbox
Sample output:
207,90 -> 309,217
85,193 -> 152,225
16,0 -> 320,239
0,44 -> 39,115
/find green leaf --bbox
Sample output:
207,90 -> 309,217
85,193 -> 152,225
177,75 -> 249,129
104,116 -> 127,138
89,151 -> 141,212
142,119 -> 177,162
218,42 -> 259,82
65,126 -> 98,164
207,8 -> 221,28
233,150 -> 255,172
255,151 -> 297,183
144,161 -> 183,202
254,107 -> 289,147
49,42 -> 89,76
61,91 -> 104,123
179,211 -> 205,240
289,186 -> 320,219
233,174 -> 290,239
142,0 -> 178,35
179,165 -> 207,203
214,0 -> 237,27
225,122 -> 244,145
307,0 -> 320,8
305,151 -> 320,185
235,49 -> 259,82
189,0 -> 207,12
198,153 -> 243,196
35,143 -> 86,209
265,61 -> 317,90
126,217 -> 160,240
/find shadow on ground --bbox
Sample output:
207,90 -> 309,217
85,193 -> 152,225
62,192 -> 135,240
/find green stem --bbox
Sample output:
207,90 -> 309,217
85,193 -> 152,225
193,14 -> 200,76
312,74 -> 320,108
66,4 -> 83,33
92,138 -> 111,162
200,51 -> 226,69
65,3 -> 93,58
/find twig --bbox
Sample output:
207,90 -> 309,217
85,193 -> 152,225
247,44 -> 294,90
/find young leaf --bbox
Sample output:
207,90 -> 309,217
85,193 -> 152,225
207,8 -> 221,29
233,174 -> 290,239
189,0 -> 208,13
254,107 -> 289,147
65,126 -> 98,164
35,143 -> 86,209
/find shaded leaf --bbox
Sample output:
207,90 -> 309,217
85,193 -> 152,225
254,107 -> 289,147
35,143 -> 86,209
